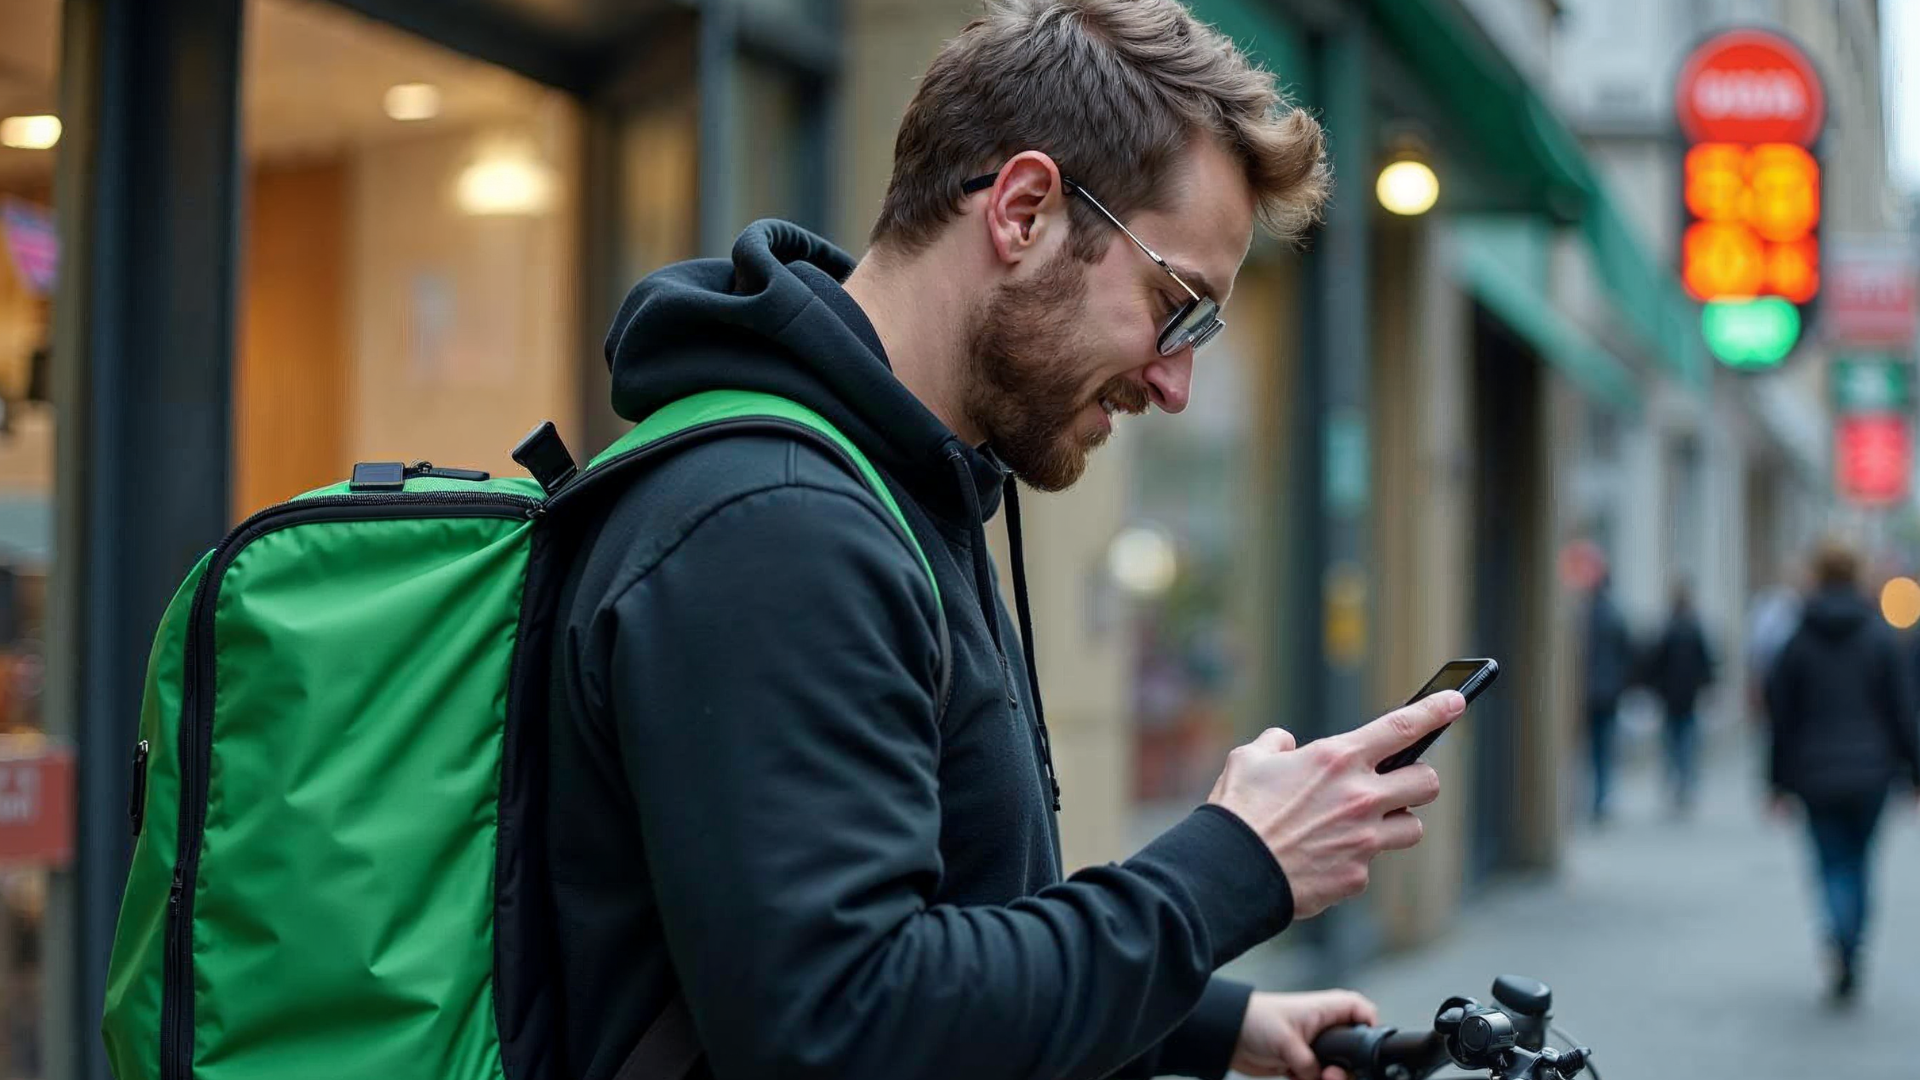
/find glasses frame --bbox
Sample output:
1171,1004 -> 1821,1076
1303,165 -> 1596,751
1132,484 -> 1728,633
961,171 -> 1225,355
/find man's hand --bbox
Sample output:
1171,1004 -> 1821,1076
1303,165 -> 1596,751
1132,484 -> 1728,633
1208,693 -> 1458,918
1229,990 -> 1379,1079
1768,793 -> 1794,822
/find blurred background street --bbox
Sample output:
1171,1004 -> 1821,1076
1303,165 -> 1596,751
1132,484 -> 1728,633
3,0 -> 1920,1076
1224,727 -> 1920,1078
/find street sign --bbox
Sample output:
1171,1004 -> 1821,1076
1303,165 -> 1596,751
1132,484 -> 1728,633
1824,237 -> 1919,348
1675,28 -> 1825,147
1831,357 -> 1912,413
0,745 -> 74,867
1835,415 -> 1911,505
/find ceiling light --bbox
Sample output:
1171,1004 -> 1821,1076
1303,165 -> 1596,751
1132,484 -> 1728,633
383,84 -> 442,122
1,116 -> 61,150
456,142 -> 555,216
1377,159 -> 1439,216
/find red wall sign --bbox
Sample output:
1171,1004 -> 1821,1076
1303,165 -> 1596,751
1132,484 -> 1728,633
1836,414 -> 1911,505
0,747 -> 75,867
1676,29 -> 1825,147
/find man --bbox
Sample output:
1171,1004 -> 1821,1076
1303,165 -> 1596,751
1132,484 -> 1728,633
546,3 -> 1457,1078
1581,566 -> 1634,824
1638,581 -> 1716,815
1765,541 -> 1920,1003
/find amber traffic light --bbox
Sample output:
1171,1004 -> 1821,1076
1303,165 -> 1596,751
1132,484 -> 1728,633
1681,142 -> 1820,304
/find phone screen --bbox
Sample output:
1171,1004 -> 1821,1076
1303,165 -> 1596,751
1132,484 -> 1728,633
1376,658 -> 1499,772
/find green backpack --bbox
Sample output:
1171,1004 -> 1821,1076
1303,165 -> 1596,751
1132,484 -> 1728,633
101,390 -> 943,1080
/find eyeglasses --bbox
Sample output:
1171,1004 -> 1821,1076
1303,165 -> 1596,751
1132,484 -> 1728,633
962,171 -> 1225,356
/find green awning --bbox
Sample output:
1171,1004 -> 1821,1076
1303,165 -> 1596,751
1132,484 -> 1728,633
1368,0 -> 1706,389
1188,0 -> 1310,97
1451,221 -> 1641,413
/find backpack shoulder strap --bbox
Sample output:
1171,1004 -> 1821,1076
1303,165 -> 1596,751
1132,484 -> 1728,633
579,389 -> 941,611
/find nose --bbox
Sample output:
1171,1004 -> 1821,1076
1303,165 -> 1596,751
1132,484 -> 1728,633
1143,349 -> 1193,414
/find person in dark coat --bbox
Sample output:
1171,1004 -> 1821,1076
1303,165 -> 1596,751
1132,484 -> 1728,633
1640,581 -> 1717,813
1583,568 -> 1635,823
1765,542 -> 1920,1003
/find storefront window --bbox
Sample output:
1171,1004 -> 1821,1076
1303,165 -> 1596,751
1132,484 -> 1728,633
237,0 -> 583,514
0,0 -> 61,1073
1124,262 -> 1290,836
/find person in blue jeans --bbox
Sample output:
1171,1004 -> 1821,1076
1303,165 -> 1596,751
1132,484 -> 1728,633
1765,542 -> 1920,1004
1640,582 -> 1716,815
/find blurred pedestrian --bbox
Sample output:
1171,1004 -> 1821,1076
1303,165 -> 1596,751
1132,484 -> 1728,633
1582,566 -> 1635,824
1764,541 -> 1920,1004
1639,581 -> 1716,814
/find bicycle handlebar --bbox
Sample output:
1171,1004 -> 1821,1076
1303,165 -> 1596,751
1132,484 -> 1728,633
1308,977 -> 1596,1080
1311,1025 -> 1447,1076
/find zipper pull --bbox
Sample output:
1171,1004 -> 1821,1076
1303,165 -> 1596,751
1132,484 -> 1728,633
129,740 -> 150,837
168,869 -> 184,912
407,462 -> 492,482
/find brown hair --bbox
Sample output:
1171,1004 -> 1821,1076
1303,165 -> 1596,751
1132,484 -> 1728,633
1812,540 -> 1860,590
869,0 -> 1329,260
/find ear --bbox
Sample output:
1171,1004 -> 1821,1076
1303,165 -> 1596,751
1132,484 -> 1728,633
979,151 -> 1069,268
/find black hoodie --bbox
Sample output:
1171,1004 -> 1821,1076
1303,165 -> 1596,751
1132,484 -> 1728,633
544,221 -> 1295,1080
1765,586 -> 1920,802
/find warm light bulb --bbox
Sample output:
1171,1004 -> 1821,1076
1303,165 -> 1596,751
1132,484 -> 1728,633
384,83 -> 442,122
1376,160 -> 1439,216
0,115 -> 61,150
456,143 -> 556,216
1882,577 -> 1920,629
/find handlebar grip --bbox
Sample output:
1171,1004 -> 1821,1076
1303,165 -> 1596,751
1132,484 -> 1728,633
1310,1025 -> 1383,1070
1378,1028 -> 1446,1064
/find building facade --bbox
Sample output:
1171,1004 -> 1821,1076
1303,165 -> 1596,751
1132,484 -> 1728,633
0,1 -> 1877,1077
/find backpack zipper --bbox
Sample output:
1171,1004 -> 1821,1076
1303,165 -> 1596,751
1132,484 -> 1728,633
159,491 -> 536,1080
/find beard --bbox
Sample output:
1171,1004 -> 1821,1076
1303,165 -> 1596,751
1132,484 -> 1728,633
961,251 -> 1150,492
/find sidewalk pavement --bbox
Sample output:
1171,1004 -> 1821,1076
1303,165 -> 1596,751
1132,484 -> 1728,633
1223,733 -> 1920,1078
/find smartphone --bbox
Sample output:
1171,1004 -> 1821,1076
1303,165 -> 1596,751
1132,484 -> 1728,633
1375,658 -> 1500,772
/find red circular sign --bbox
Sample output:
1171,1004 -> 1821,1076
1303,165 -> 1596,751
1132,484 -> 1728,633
1676,29 -> 1824,146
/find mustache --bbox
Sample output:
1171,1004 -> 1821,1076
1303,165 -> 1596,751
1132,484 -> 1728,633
1097,378 -> 1151,415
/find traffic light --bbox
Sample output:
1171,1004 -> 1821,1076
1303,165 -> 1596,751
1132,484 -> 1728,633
1675,29 -> 1825,370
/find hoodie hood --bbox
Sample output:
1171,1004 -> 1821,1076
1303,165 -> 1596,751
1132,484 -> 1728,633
1801,586 -> 1872,639
604,219 -> 1006,525
604,220 -> 1060,808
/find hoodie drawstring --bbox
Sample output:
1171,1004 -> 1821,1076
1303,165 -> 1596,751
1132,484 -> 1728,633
1002,478 -> 1062,811
948,449 -> 1006,657
944,449 -> 1062,811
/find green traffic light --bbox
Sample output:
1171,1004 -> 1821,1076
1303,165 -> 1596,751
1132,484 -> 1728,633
1702,298 -> 1800,369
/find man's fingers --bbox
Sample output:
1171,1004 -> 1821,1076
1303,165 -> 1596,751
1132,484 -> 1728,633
1379,809 -> 1425,851
1375,763 -> 1442,811
1352,691 -> 1463,762
1275,1030 -> 1319,1080
1253,726 -> 1297,753
1313,989 -> 1380,1028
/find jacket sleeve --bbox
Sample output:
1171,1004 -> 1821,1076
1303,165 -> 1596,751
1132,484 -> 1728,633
1108,978 -> 1252,1079
588,484 -> 1294,1080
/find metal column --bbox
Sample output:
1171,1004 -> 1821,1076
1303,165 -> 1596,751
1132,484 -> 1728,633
45,1 -> 244,1076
